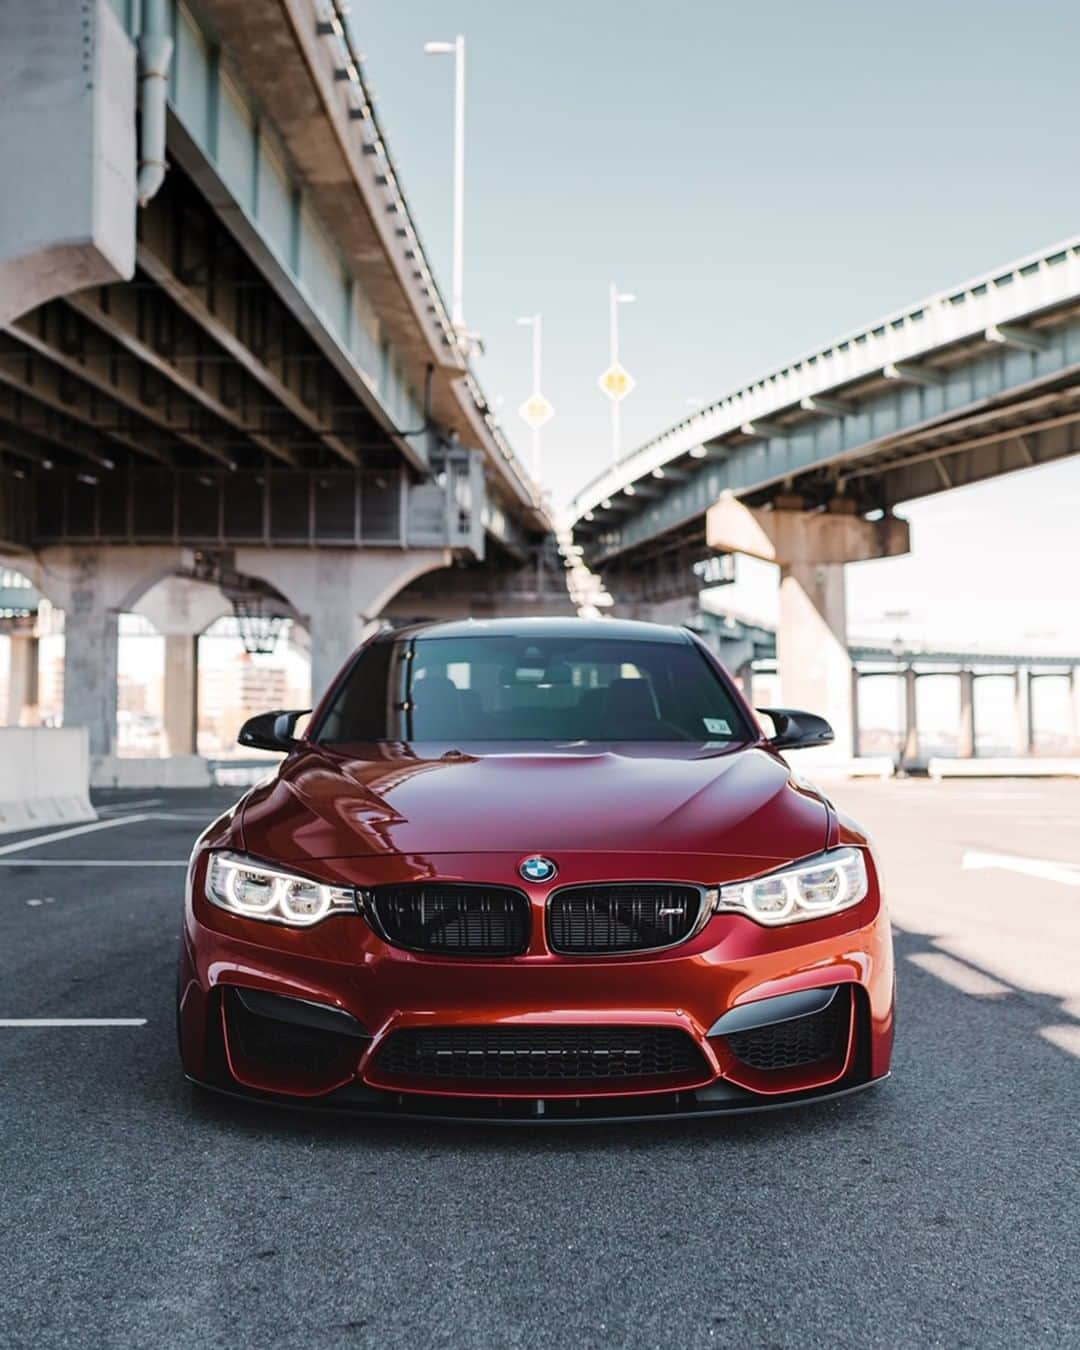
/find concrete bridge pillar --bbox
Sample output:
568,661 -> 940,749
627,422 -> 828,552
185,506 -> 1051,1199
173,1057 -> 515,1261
133,576 -> 229,759
1070,668 -> 1080,754
902,668 -> 919,767
6,634 -> 39,727
163,635 -> 198,757
775,556 -> 852,755
15,545 -> 191,761
234,548 -> 452,703
707,493 -> 910,760
1014,669 -> 1035,755
64,596 -> 120,759
958,669 -> 976,758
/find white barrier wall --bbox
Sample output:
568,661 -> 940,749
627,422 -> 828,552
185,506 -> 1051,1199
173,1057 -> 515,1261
0,728 -> 97,835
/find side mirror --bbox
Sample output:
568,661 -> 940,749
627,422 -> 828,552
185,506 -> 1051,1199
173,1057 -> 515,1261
757,706 -> 834,751
237,709 -> 311,753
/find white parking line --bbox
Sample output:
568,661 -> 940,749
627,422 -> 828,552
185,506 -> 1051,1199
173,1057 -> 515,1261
961,850 -> 1080,886
0,859 -> 187,867
0,814 -> 152,858
97,798 -> 165,814
0,1018 -> 147,1027
149,813 -> 219,822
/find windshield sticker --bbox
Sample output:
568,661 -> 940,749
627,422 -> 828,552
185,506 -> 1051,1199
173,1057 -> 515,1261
703,717 -> 731,735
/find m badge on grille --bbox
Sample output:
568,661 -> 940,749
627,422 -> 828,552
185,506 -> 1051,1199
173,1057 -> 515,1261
519,855 -> 558,884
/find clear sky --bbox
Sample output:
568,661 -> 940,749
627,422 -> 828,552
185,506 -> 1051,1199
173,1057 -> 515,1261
357,1 -> 1080,648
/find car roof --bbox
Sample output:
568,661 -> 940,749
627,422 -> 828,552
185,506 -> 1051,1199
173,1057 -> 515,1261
375,616 -> 692,644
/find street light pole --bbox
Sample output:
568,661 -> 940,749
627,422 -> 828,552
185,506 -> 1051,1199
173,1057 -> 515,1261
424,35 -> 467,335
517,313 -> 543,480
608,282 -> 635,464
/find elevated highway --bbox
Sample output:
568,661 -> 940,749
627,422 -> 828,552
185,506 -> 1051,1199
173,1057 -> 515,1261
0,0 -> 567,767
572,238 -> 1080,751
692,610 -> 1080,769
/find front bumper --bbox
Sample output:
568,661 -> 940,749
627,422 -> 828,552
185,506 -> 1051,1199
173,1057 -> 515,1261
178,849 -> 894,1116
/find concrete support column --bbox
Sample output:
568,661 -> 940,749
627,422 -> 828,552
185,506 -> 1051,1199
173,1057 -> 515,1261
850,666 -> 861,758
777,559 -> 853,758
63,605 -> 119,758
1014,669 -> 1034,755
902,668 -> 919,766
707,492 -> 910,762
958,669 -> 976,758
735,660 -> 754,705
6,633 -> 39,726
1070,668 -> 1080,754
235,547 -> 452,706
307,609 -> 367,708
163,634 -> 198,757
30,545 -> 204,769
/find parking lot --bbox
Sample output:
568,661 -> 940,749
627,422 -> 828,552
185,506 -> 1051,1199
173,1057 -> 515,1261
0,778 -> 1077,1349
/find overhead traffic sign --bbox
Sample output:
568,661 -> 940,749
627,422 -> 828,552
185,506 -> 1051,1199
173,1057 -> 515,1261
519,392 -> 555,429
597,362 -> 635,402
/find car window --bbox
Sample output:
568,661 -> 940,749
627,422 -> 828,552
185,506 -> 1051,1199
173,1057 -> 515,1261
315,635 -> 749,744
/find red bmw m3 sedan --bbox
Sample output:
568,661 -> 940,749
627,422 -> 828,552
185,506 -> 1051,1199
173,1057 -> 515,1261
177,618 -> 894,1121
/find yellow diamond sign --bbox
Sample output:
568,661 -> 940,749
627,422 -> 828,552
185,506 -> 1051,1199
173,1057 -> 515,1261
519,392 -> 555,429
597,362 -> 636,402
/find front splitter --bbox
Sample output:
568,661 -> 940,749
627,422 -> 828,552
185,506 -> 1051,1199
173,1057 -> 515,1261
184,1072 -> 889,1126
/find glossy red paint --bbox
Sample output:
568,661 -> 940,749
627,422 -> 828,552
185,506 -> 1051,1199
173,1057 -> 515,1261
238,742 -> 831,863
177,622 -> 895,1117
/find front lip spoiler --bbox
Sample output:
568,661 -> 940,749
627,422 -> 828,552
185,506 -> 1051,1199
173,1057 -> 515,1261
184,1072 -> 889,1126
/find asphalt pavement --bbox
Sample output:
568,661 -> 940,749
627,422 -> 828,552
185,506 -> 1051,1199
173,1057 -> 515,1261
0,780 -> 1077,1349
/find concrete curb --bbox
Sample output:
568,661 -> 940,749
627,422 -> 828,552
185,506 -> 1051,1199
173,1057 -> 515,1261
927,757 -> 1080,779
90,754 -> 213,789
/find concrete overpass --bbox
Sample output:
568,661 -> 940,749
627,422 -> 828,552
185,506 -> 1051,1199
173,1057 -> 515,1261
571,237 -> 1080,753
0,0 -> 567,772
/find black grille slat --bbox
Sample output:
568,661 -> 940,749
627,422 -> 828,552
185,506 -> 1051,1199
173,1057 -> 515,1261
548,885 -> 701,954
375,1025 -> 709,1082
726,993 -> 848,1071
367,885 -> 529,956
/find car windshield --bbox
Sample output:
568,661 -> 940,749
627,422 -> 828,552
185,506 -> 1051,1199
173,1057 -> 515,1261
314,634 -> 750,744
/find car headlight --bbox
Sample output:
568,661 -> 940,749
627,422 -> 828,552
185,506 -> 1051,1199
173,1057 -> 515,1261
713,847 -> 869,926
206,852 -> 357,928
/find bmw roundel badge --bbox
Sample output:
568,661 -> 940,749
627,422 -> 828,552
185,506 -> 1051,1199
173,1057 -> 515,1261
519,855 -> 558,884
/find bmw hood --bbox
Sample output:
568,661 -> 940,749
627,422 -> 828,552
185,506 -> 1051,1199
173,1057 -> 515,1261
239,743 -> 831,865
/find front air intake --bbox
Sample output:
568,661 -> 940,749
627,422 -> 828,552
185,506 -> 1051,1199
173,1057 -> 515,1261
725,988 -> 849,1071
373,1025 -> 710,1083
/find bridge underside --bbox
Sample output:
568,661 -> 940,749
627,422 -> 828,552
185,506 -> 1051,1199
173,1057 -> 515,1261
575,268 -> 1080,758
0,156 -> 527,558
0,156 -> 560,766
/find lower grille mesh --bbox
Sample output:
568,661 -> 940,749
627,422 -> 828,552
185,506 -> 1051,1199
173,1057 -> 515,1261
374,1025 -> 710,1082
726,991 -> 848,1071
548,885 -> 702,953
366,885 -> 529,956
